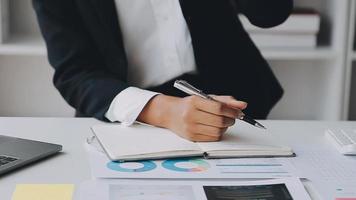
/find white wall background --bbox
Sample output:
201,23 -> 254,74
0,56 -> 74,117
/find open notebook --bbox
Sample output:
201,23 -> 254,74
91,124 -> 294,161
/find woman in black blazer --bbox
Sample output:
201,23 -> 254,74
33,0 -> 293,141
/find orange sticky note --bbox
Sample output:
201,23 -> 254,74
12,184 -> 74,200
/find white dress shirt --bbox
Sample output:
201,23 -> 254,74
105,0 -> 197,125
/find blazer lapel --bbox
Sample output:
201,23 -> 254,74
75,0 -> 128,79
76,0 -> 124,47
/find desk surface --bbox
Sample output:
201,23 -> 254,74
0,117 -> 355,199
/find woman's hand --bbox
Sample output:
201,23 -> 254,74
138,94 -> 247,142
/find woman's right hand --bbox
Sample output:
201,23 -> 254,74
138,94 -> 247,142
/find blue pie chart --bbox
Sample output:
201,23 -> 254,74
107,160 -> 157,172
162,158 -> 210,172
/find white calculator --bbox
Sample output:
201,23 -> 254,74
325,129 -> 356,155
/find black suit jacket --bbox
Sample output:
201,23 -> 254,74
33,0 -> 293,120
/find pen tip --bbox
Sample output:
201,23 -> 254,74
255,122 -> 267,129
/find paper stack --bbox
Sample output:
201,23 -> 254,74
239,8 -> 320,49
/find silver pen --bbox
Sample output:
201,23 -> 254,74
174,80 -> 266,129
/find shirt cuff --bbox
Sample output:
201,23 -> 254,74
105,87 -> 160,126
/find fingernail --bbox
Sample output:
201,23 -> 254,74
237,112 -> 245,119
243,102 -> 248,108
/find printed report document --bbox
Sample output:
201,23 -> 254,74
77,178 -> 311,200
91,124 -> 294,161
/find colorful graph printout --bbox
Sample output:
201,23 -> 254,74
162,158 -> 210,172
88,148 -> 295,179
107,161 -> 157,172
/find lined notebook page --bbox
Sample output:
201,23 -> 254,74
92,124 -> 202,159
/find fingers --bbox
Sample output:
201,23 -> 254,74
211,95 -> 248,110
189,134 -> 221,142
183,125 -> 227,142
189,96 -> 241,119
193,110 -> 235,128
175,95 -> 247,142
193,124 -> 228,137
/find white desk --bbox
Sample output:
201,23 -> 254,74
0,117 -> 355,199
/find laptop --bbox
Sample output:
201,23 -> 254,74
0,135 -> 62,175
